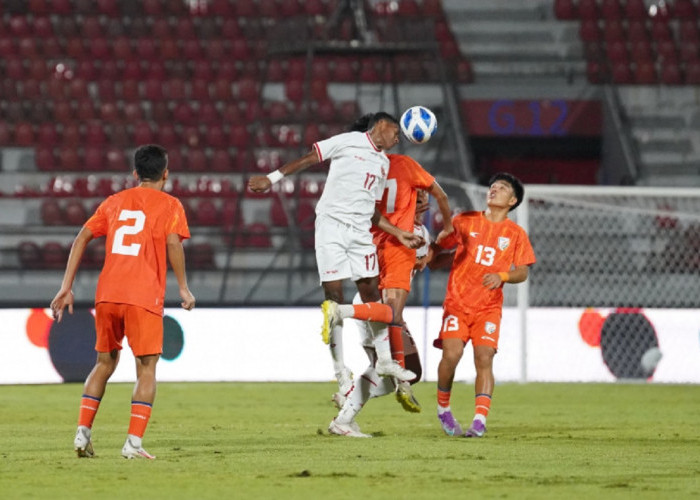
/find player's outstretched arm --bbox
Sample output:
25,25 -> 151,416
427,180 -> 454,237
248,149 -> 320,192
167,233 -> 195,311
372,208 -> 424,249
50,226 -> 94,322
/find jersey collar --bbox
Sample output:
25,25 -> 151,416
365,132 -> 382,152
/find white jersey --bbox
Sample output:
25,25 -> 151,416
313,131 -> 389,232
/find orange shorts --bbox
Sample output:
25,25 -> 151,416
377,241 -> 415,292
433,307 -> 502,350
95,302 -> 164,356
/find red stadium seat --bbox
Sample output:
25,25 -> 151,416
578,0 -> 599,20
220,205 -> 241,240
681,43 -> 700,63
15,122 -> 35,147
600,0 -> 623,20
85,122 -> 107,146
143,78 -> 165,101
173,102 -> 195,126
554,0 -> 576,20
64,199 -> 88,226
685,60 -> 700,84
58,146 -> 81,170
84,146 -> 105,171
217,60 -> 237,81
679,20 -> 700,44
229,123 -> 251,149
41,199 -> 65,225
211,78 -> 233,101
237,78 -> 258,102
660,60 -> 682,85
651,19 -> 672,42
606,40 -> 628,63
627,20 -> 649,44
210,148 -> 234,172
41,242 -> 68,269
181,126 -> 200,148
235,223 -> 272,248
185,149 -> 206,173
193,199 -> 219,226
156,124 -> 178,148
112,36 -> 134,61
603,20 -> 625,44
37,122 -> 59,147
674,0 -> 697,18
35,147 -> 56,171
634,61 -> 657,83
133,122 -> 154,145
18,241 -> 42,269
625,0 -> 648,20
151,101 -> 171,123
630,40 -> 654,64
135,38 -> 158,62
205,124 -> 227,148
61,123 -> 82,146
143,0 -> 163,15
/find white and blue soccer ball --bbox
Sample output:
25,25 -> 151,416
400,106 -> 437,144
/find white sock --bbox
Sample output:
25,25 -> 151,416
437,405 -> 451,415
336,365 -> 394,424
473,414 -> 487,424
337,304 -> 354,319
369,321 -> 392,364
329,323 -> 346,377
126,434 -> 142,448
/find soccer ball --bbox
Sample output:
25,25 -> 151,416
400,106 -> 437,144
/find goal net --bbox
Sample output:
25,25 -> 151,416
449,182 -> 700,383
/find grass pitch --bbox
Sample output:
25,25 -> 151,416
1,382 -> 699,499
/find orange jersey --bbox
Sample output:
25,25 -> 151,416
440,211 -> 535,314
372,154 -> 435,243
85,187 -> 190,315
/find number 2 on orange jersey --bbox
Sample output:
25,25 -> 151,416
112,209 -> 145,256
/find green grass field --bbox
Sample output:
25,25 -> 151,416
1,382 -> 699,499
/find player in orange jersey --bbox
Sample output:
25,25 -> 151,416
50,144 -> 195,459
429,172 -> 535,438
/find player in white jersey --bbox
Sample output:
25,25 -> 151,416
249,112 -> 424,437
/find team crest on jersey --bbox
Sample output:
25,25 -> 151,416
380,167 -> 387,177
485,322 -> 496,334
497,237 -> 510,251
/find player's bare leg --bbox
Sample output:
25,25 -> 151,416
122,354 -> 159,459
464,345 -> 495,438
383,288 -> 421,412
437,339 -> 464,436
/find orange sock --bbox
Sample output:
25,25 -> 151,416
351,302 -> 393,323
127,401 -> 152,438
475,394 -> 492,418
78,395 -> 101,428
389,324 -> 405,367
437,388 -> 451,408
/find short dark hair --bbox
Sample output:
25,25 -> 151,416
488,172 -> 524,211
349,113 -> 372,132
349,112 -> 398,133
134,144 -> 168,181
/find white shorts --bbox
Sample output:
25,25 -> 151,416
315,214 -> 378,283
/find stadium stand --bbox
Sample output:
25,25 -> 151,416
1,0 -> 697,306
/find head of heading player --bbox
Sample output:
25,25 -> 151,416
134,144 -> 169,185
349,112 -> 400,151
